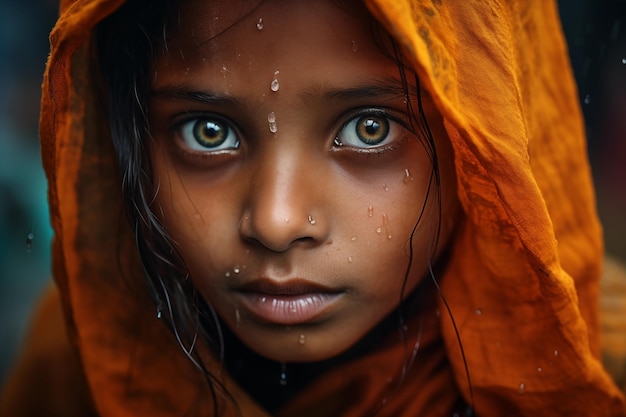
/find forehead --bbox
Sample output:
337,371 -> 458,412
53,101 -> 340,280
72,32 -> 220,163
156,0 -> 394,81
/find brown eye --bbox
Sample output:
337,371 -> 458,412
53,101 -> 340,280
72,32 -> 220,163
355,115 -> 389,145
179,117 -> 239,152
193,120 -> 228,148
336,112 -> 393,148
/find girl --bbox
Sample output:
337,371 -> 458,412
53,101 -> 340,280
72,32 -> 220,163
2,0 -> 625,416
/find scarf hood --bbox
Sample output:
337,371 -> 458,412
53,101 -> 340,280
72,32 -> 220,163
37,0 -> 626,415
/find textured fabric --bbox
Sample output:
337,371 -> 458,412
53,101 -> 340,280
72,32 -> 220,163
1,0 -> 625,416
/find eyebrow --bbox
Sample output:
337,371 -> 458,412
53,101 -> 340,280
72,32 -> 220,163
150,78 -> 416,107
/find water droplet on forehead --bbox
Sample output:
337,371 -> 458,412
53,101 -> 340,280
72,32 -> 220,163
270,70 -> 280,92
256,17 -> 264,30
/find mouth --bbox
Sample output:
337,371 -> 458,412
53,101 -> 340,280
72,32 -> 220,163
235,278 -> 344,325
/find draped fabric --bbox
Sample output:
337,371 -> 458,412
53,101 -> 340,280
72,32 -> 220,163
1,0 -> 625,416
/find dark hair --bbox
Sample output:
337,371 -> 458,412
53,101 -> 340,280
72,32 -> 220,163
96,0 -> 471,413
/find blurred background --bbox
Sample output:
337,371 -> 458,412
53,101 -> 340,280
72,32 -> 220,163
0,0 -> 624,386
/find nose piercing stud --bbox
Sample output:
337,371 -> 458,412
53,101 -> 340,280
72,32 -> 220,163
308,215 -> 316,225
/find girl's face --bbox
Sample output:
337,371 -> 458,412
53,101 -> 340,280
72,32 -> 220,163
148,0 -> 457,362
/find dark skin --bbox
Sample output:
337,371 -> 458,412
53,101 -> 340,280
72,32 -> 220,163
147,0 -> 459,411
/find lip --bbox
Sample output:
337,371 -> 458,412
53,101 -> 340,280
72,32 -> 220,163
235,278 -> 344,325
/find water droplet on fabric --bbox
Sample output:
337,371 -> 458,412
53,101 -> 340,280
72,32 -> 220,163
235,307 -> 241,328
256,17 -> 264,30
403,168 -> 414,184
368,206 -> 374,217
584,94 -> 591,104
622,57 -> 626,64
351,40 -> 358,52
271,70 -> 280,92
279,363 -> 287,386
518,382 -> 525,394
475,309 -> 482,316
347,256 -> 353,263
298,334 -> 306,345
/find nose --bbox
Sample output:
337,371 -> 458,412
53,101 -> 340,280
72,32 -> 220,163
239,150 -> 329,252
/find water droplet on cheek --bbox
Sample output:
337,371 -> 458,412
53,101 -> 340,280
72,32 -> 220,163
382,214 -> 392,239
403,168 -> 414,184
256,17 -> 264,30
298,334 -> 306,345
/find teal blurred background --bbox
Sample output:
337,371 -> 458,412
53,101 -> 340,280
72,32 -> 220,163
0,0 -> 624,386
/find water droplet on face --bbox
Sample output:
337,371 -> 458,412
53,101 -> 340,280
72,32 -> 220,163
225,271 -> 231,278
279,363 -> 287,386
403,168 -> 414,184
382,214 -> 392,239
518,382 -> 525,394
537,367 -> 542,373
368,206 -> 374,217
347,256 -> 353,263
298,334 -> 306,345
256,17 -> 264,30
351,40 -> 358,52
584,94 -> 591,105
382,183 -> 389,191
376,227 -> 382,234
193,213 -> 201,220
351,235 -> 357,242
233,266 -> 241,274
270,70 -> 280,92
268,112 -> 277,133
260,296 -> 267,303
235,307 -> 241,328
308,215 -> 316,225
553,350 -> 558,356
475,309 -> 482,316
